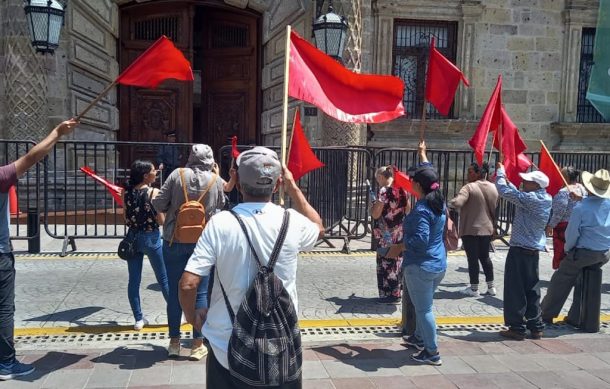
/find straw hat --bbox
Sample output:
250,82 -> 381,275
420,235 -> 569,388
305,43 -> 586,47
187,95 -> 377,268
581,169 -> 610,199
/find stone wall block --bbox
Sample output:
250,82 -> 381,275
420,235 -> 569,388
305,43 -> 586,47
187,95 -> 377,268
503,90 -> 527,104
478,50 -> 511,69
512,52 -> 540,71
546,91 -> 559,104
479,34 -> 508,50
539,52 -> 562,71
490,24 -> 518,35
484,8 -> 513,24
504,103 -> 530,122
518,24 -> 546,36
527,90 -> 545,104
530,104 -> 558,122
535,37 -> 561,52
507,36 -> 535,51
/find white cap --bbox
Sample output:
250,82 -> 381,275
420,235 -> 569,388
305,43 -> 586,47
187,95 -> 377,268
519,170 -> 550,189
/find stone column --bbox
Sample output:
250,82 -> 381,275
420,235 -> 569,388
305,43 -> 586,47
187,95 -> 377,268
2,0 -> 48,141
320,0 -> 366,147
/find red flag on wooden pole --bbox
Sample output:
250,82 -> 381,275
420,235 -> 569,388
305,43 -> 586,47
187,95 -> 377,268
538,141 -> 568,196
287,110 -> 324,181
288,31 -> 404,123
492,107 -> 531,186
425,37 -> 470,116
231,136 -> 240,159
468,75 -> 503,165
392,166 -> 419,199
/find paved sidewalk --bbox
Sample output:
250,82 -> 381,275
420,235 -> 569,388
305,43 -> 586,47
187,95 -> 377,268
8,331 -> 610,388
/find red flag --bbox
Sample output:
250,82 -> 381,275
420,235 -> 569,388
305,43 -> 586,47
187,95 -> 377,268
288,31 -> 404,123
116,36 -> 194,89
231,136 -> 240,159
80,166 -> 123,206
287,110 -> 325,181
468,75 -> 503,165
538,143 -> 565,196
425,37 -> 470,116
493,107 -> 530,186
392,167 -> 420,199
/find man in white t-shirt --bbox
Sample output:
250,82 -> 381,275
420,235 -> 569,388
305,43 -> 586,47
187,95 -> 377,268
179,146 -> 323,388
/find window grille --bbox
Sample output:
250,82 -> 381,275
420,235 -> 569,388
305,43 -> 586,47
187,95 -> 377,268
577,28 -> 608,123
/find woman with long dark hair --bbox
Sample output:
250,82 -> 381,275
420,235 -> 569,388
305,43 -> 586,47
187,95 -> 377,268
122,160 -> 169,330
546,166 -> 587,269
401,141 -> 446,366
371,166 -> 410,303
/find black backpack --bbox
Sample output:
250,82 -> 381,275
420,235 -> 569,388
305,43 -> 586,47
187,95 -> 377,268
215,210 -> 302,386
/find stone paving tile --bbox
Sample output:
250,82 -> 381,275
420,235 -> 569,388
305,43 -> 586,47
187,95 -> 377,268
332,377 -> 376,389
476,372 -> 537,389
303,360 -> 330,379
440,340 -> 486,356
492,354 -> 546,372
169,363 -> 206,385
302,348 -> 320,361
461,354 -> 511,373
434,356 -> 477,375
398,363 -> 440,377
527,353 -> 582,371
127,365 -> 171,387
501,339 -> 549,354
350,359 -> 403,377
85,366 -> 132,388
321,360 -> 368,378
41,368 -> 92,389
588,369 -> 610,385
410,374 -> 458,389
518,370 -> 575,388
477,341 -> 518,355
442,373 -> 494,388
563,337 -> 610,353
368,375 -> 417,388
555,369 -> 610,389
558,353 -> 610,370
532,338 -> 583,354
303,378 -> 335,389
593,352 -> 610,364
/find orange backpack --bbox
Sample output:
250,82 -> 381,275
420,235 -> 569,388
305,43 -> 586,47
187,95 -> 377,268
170,168 -> 218,245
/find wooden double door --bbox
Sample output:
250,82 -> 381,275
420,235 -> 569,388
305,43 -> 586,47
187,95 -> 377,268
119,1 -> 259,163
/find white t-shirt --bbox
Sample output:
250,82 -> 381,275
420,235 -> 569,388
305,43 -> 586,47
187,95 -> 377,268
184,202 -> 320,370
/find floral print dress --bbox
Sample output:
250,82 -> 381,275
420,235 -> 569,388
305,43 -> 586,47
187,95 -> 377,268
373,185 -> 409,298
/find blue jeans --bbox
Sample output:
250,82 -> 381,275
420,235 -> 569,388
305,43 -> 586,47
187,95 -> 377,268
163,240 -> 208,339
403,264 -> 445,354
127,230 -> 169,321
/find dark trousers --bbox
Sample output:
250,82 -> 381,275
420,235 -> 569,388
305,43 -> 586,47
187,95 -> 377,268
462,235 -> 494,285
401,283 -> 416,336
206,347 -> 302,389
542,248 -> 610,322
0,253 -> 15,364
503,247 -> 544,333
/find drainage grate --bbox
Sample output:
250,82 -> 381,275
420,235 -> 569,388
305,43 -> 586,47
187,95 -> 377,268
15,322 -> 607,348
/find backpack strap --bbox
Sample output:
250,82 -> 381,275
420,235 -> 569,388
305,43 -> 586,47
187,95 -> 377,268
196,172 -> 218,203
178,168 -> 189,203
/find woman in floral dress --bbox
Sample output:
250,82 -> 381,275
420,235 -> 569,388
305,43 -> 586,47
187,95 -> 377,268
372,166 -> 410,303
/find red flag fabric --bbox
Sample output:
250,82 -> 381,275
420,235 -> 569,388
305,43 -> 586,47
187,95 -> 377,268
493,107 -> 530,186
80,166 -> 123,206
425,37 -> 470,116
287,110 -> 325,181
468,75 -> 503,165
231,136 -> 240,159
288,31 -> 404,123
392,166 -> 419,199
538,144 -> 565,196
116,36 -> 194,89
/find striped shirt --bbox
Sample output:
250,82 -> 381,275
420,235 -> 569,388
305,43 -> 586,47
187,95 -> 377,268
547,184 -> 587,228
495,168 -> 552,251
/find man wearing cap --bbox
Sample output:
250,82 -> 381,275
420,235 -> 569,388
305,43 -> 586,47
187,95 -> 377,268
541,169 -> 610,325
495,163 -> 551,340
179,146 -> 324,388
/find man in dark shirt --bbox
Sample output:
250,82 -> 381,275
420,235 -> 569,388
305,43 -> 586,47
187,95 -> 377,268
0,119 -> 77,381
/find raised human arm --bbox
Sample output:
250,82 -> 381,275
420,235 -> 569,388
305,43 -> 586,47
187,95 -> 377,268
283,166 -> 324,238
14,119 -> 78,177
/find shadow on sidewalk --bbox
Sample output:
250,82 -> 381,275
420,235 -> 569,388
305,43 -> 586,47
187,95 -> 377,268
24,306 -> 106,326
312,343 -> 422,370
13,351 -> 86,382
325,293 -> 398,314
91,345 -> 168,369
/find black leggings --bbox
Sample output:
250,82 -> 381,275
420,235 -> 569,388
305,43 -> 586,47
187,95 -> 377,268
462,235 -> 494,285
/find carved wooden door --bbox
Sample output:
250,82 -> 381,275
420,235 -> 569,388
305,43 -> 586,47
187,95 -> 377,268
119,2 -> 193,164
197,10 -> 259,152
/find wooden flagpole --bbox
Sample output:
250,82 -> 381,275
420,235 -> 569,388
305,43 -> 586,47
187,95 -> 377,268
75,80 -> 117,121
287,108 -> 298,160
279,25 -> 292,206
540,140 -> 570,188
419,98 -> 427,141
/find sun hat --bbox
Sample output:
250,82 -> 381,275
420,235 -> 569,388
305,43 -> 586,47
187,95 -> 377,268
519,170 -> 549,189
581,169 -> 610,199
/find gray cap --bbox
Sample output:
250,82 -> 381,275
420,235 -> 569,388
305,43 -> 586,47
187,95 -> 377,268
186,144 -> 214,170
237,146 -> 282,189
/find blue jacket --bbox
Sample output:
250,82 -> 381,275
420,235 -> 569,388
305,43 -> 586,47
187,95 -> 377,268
402,199 -> 447,273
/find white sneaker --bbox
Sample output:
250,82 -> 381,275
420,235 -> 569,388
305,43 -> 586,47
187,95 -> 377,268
484,287 -> 497,296
459,287 -> 480,297
181,313 -> 188,325
134,317 -> 149,331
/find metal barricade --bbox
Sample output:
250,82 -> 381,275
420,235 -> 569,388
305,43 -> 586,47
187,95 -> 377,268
43,140 -> 192,256
0,140 -> 40,252
218,145 -> 372,252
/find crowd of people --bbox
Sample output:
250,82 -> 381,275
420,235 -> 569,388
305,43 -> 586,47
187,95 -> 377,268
1,120 -> 609,387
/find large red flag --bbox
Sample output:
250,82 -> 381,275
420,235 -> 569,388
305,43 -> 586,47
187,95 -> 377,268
231,136 -> 240,159
80,167 -> 123,206
468,75 -> 503,165
116,36 -> 194,88
288,31 -> 404,123
287,110 -> 324,181
425,38 -> 470,116
538,143 -> 565,196
392,167 -> 419,199
493,107 -> 531,186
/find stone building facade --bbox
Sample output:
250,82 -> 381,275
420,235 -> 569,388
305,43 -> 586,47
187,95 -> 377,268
0,0 -> 608,157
